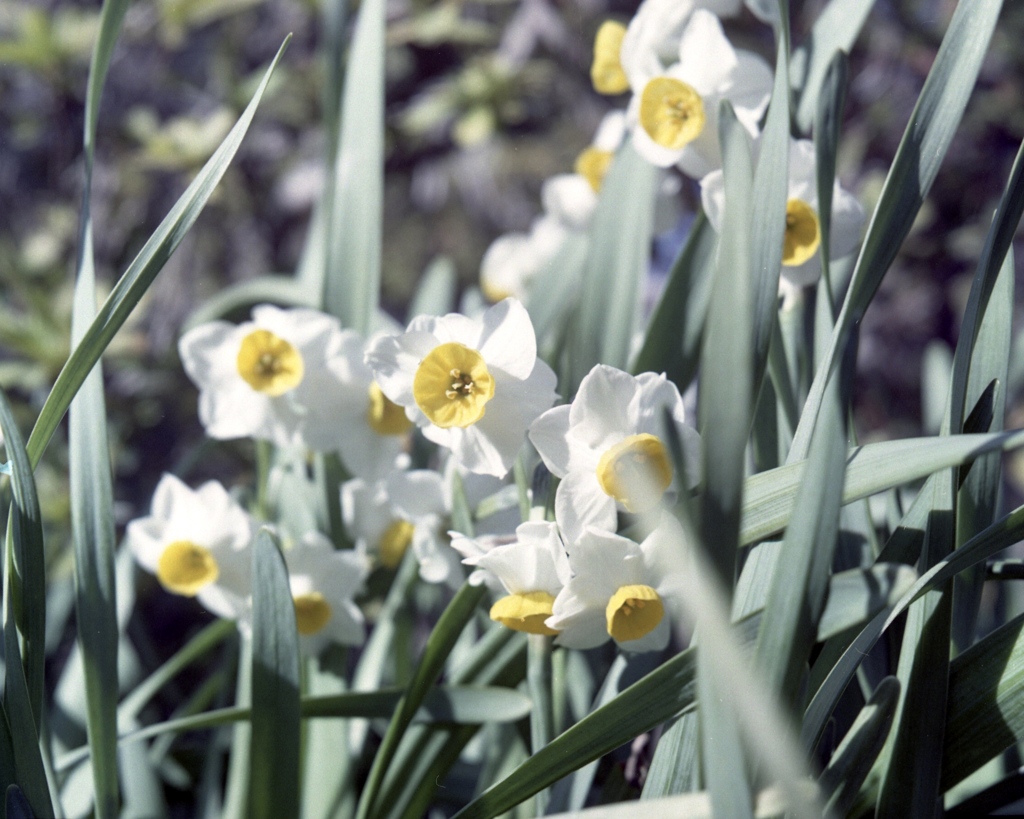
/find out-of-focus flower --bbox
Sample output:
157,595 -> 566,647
473,521 -> 571,635
625,9 -> 772,178
342,477 -> 418,571
530,364 -> 701,544
332,329 -> 413,481
619,0 -> 743,92
480,112 -> 626,303
591,21 -> 630,95
179,305 -> 353,453
126,474 -> 253,620
366,298 -> 557,478
700,138 -> 865,286
547,518 -> 688,653
282,532 -> 369,657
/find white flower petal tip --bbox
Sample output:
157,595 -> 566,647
367,299 -> 557,478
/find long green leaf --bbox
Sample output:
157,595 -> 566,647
23,37 -> 290,470
566,141 -> 657,394
741,429 -> 1024,546
249,529 -> 300,819
355,582 -> 487,819
323,0 -> 385,333
788,0 -> 1004,462
813,48 -> 849,303
0,396 -> 51,819
791,0 -> 876,132
68,4 -> 130,813
631,211 -> 717,391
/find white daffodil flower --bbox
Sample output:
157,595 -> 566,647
366,298 -> 558,478
282,532 -> 369,657
341,477 -> 419,571
529,364 -> 701,545
179,305 -> 353,453
480,215 -> 569,303
331,329 -> 413,481
126,473 -> 253,620
700,138 -> 865,286
449,531 -> 515,592
546,518 -> 688,653
471,521 -> 571,636
624,9 -> 772,178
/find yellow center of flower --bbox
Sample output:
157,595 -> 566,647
639,77 -> 706,150
236,329 -> 304,396
574,147 -> 615,193
293,591 -> 332,635
606,584 -> 664,643
591,21 -> 629,95
480,277 -> 514,304
490,591 -> 559,635
156,540 -> 219,597
782,198 -> 822,266
596,433 -> 673,513
378,519 -> 415,569
413,342 -> 495,429
366,382 -> 413,436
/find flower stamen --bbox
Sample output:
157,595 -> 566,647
782,198 -> 822,266
596,433 -> 673,513
414,342 -> 495,428
236,329 -> 304,396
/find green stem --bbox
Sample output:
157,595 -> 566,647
527,633 -> 554,816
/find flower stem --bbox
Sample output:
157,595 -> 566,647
528,633 -> 554,816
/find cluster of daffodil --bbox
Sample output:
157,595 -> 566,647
482,0 -> 865,304
126,292 -> 709,656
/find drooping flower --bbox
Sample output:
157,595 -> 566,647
366,298 -> 558,478
281,531 -> 369,656
529,364 -> 701,544
624,9 -> 772,178
700,138 -> 865,286
471,521 -> 571,635
126,473 -> 253,620
546,518 -> 688,653
480,216 -> 569,304
179,305 -> 353,452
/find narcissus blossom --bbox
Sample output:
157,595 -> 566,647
366,298 -> 557,478
546,518 -> 689,653
530,364 -> 701,544
624,9 -> 772,177
126,474 -> 253,620
282,532 -> 369,656
472,521 -> 571,636
700,138 -> 865,286
179,305 -> 354,452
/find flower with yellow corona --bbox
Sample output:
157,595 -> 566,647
700,138 -> 865,287
126,474 -> 253,620
625,9 -> 772,177
366,298 -> 557,478
546,518 -> 688,653
178,305 -> 355,452
471,522 -> 571,636
529,365 -> 701,544
281,532 -> 369,657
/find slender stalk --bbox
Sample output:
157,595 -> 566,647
528,634 -> 554,816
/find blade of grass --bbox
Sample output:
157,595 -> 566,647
23,37 -> 290,470
249,529 -> 301,819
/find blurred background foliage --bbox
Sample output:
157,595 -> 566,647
1,0 -> 1023,576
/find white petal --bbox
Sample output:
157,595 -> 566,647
542,174 -> 597,230
699,169 -> 726,233
529,405 -> 572,477
477,298 -> 538,381
676,10 -> 737,95
567,365 -> 642,451
387,470 -> 447,520
829,184 -> 866,260
555,470 -> 618,546
364,330 -> 437,407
